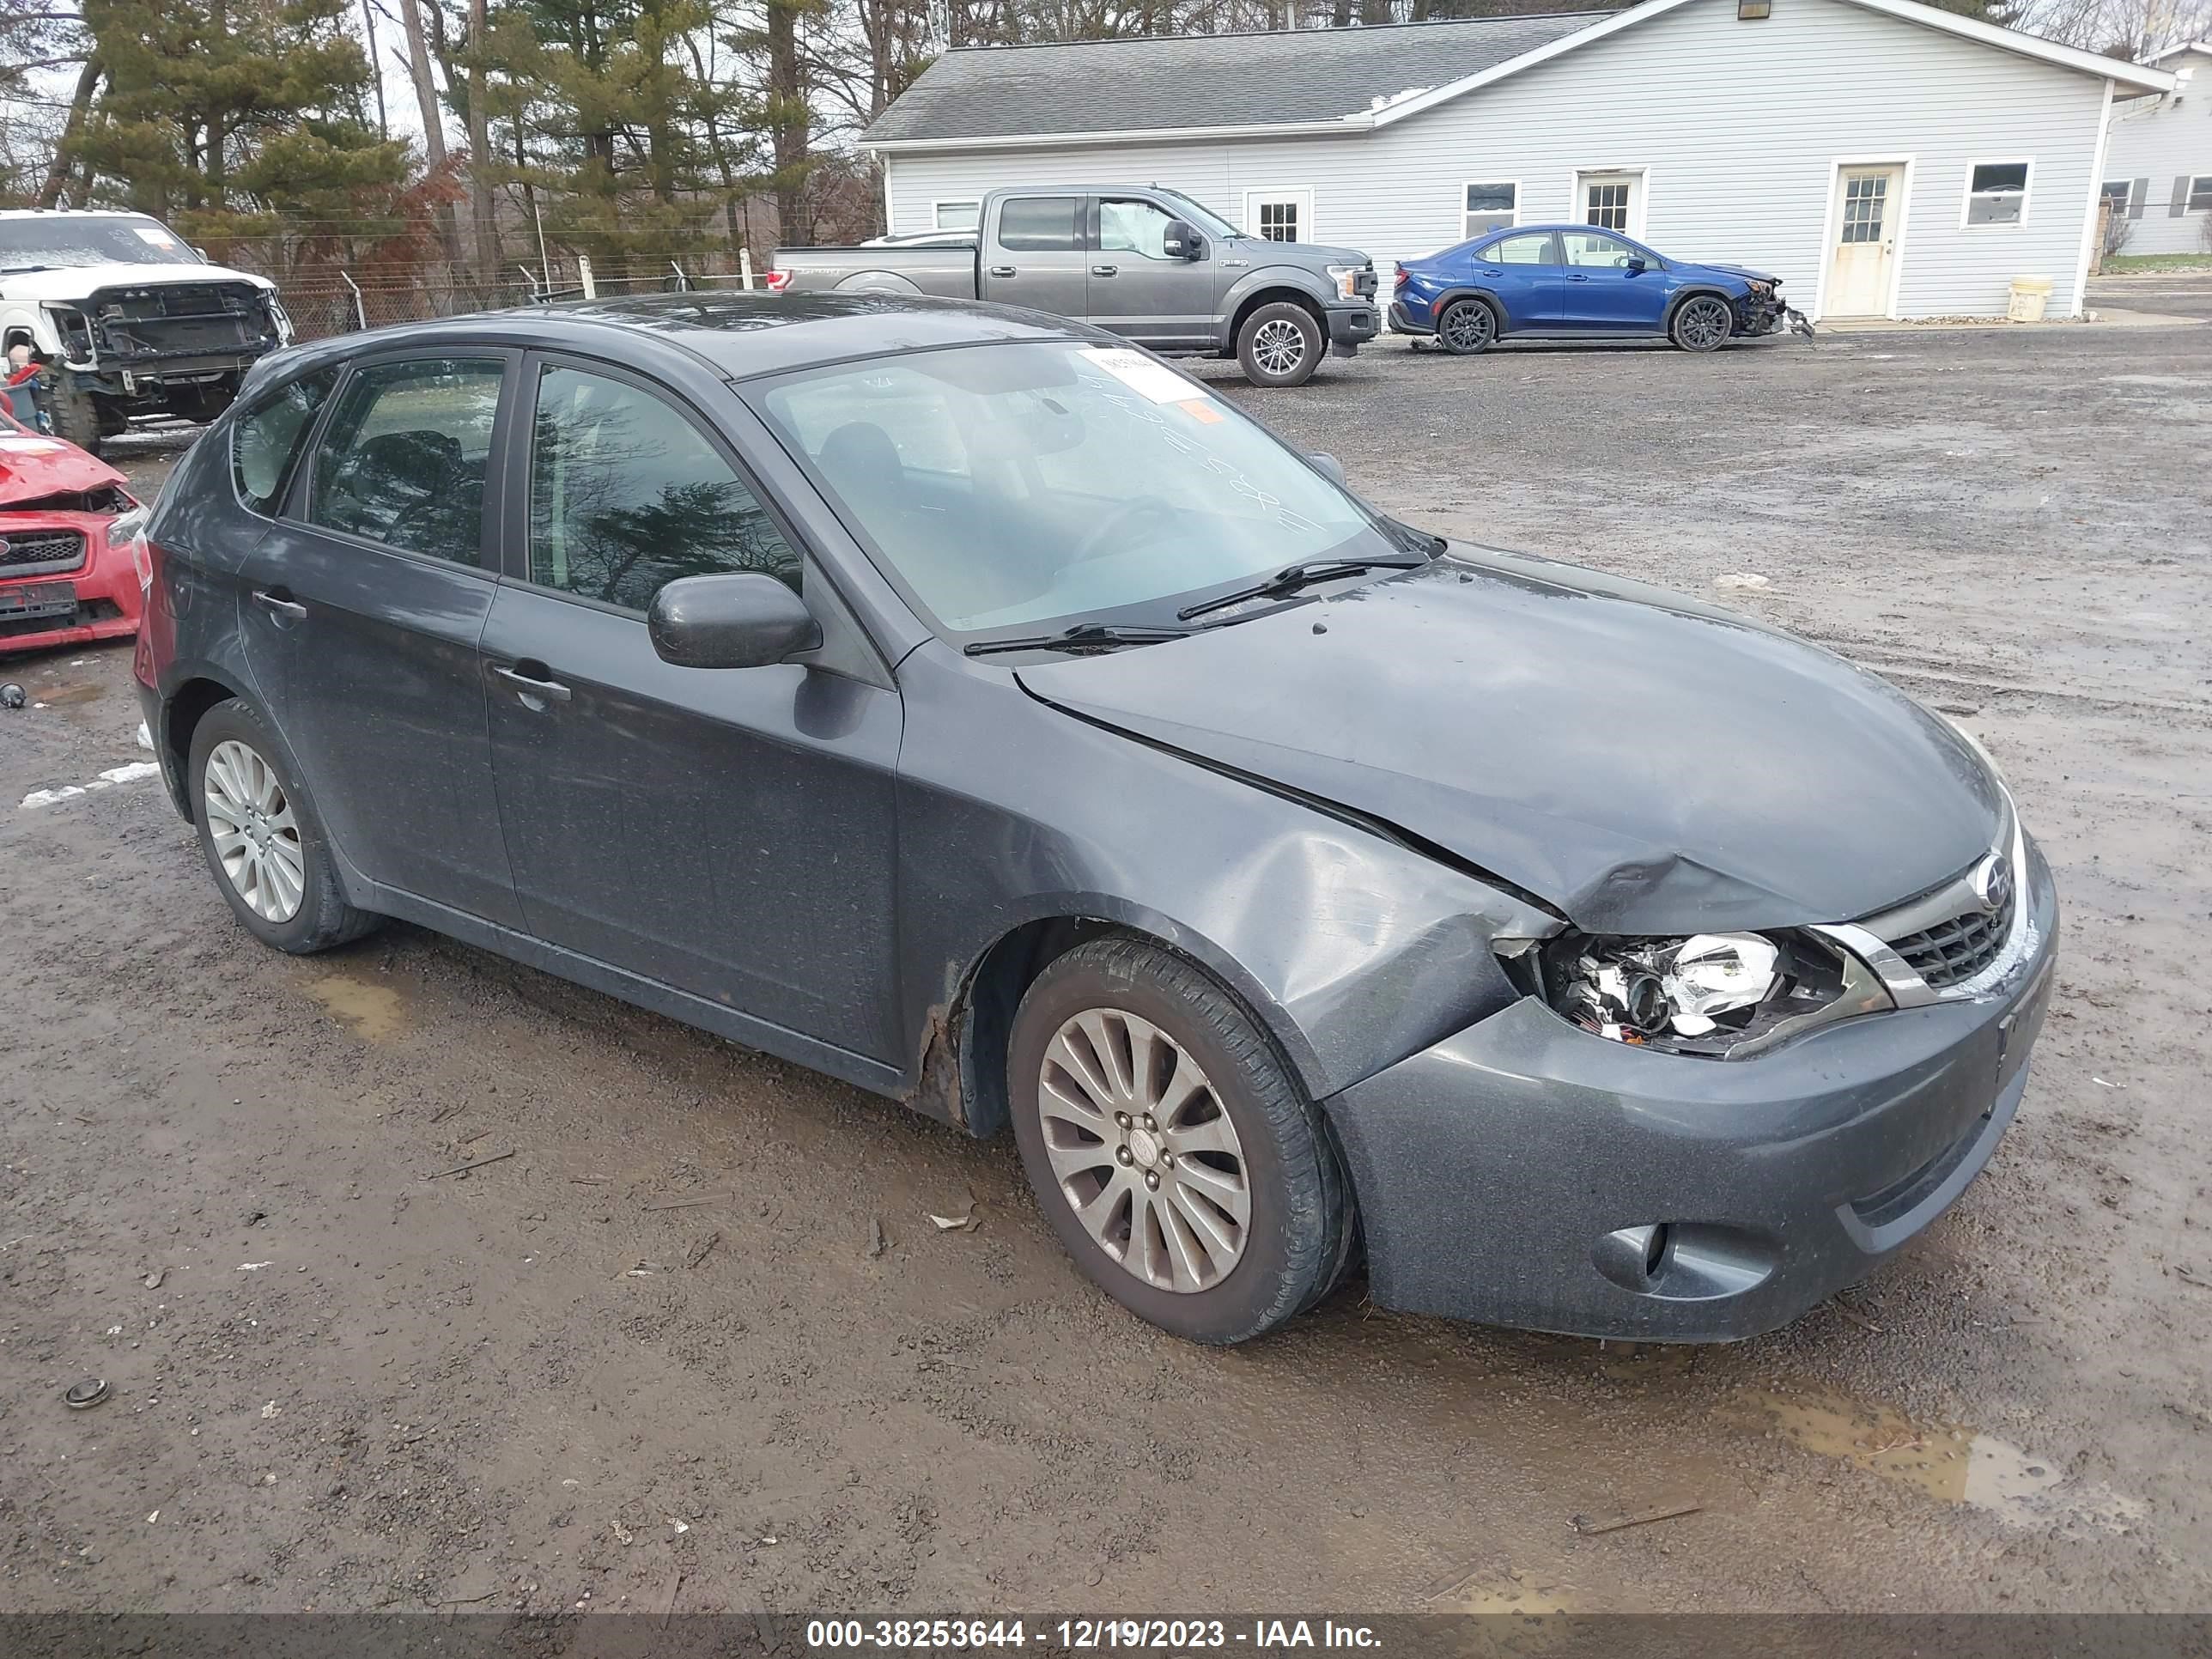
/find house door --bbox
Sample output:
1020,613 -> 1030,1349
1827,166 -> 1904,318
1576,171 -> 1643,236
1243,188 -> 1314,243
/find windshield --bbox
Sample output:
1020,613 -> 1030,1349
0,214 -> 200,272
755,341 -> 1407,638
1150,190 -> 1241,240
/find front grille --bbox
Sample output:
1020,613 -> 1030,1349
1890,884 -> 2015,988
0,528 -> 88,575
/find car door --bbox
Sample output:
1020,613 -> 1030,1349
1089,195 -> 1215,348
480,353 -> 903,1061
1557,229 -> 1670,332
234,349 -> 522,927
977,193 -> 1091,320
1468,230 -> 1564,329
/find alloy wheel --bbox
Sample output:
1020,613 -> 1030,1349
1249,318 -> 1309,379
1441,301 -> 1494,351
203,738 -> 306,923
1036,1008 -> 1252,1294
1677,297 -> 1731,350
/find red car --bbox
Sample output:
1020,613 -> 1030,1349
0,408 -> 145,655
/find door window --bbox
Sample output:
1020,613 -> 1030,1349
233,367 -> 337,516
308,357 -> 502,566
1487,232 -> 1558,265
997,197 -> 1082,252
1560,231 -> 1638,269
1583,180 -> 1632,231
1840,173 -> 1888,242
1098,198 -> 1179,260
527,364 -> 799,611
1257,199 -> 1299,240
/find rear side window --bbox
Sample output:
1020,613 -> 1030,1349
232,368 -> 337,515
308,357 -> 503,567
527,364 -> 800,611
1488,232 -> 1558,265
998,197 -> 1081,252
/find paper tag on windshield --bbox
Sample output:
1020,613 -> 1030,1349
133,227 -> 178,247
1079,346 -> 1209,405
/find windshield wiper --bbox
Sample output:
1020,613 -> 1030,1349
1176,556 -> 1428,621
963,622 -> 1194,658
0,264 -> 52,276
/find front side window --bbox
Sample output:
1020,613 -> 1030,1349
1560,230 -> 1640,269
309,357 -> 502,566
1099,198 -> 1178,260
934,200 -> 980,231
233,368 -> 337,516
997,197 -> 1082,252
1463,182 -> 1516,239
1966,162 -> 2029,226
528,364 -> 799,611
1487,231 -> 1558,266
757,341 -> 1407,638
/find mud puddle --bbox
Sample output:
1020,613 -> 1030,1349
305,972 -> 409,1040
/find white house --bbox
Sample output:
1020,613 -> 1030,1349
2102,40 -> 2212,257
861,0 -> 2175,320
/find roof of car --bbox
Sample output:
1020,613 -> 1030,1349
253,291 -> 1093,388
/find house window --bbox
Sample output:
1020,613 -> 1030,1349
1259,200 -> 1299,240
933,200 -> 980,231
2100,179 -> 2129,211
2191,176 -> 2212,211
1585,181 -> 1631,231
1965,161 -> 2030,227
1463,182 -> 1516,239
1840,172 -> 1890,243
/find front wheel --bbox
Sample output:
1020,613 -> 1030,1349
1008,938 -> 1353,1344
1670,295 -> 1734,353
1236,301 -> 1323,388
1436,297 -> 1498,356
188,697 -> 380,954
45,380 -> 103,453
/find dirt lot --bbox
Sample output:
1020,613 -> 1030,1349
4,292 -> 2210,1620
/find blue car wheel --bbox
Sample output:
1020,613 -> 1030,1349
1670,295 -> 1734,353
1436,297 -> 1498,356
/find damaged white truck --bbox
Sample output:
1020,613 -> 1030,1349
0,209 -> 292,454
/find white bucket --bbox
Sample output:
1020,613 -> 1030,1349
2007,275 -> 2053,323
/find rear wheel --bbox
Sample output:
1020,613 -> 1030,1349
1236,301 -> 1323,388
1436,297 -> 1498,356
1008,937 -> 1352,1344
188,697 -> 380,954
1670,295 -> 1734,353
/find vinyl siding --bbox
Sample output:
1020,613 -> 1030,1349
2102,49 -> 2212,258
884,0 -> 2116,319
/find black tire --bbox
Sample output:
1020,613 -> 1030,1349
46,380 -> 103,453
1007,937 -> 1352,1344
1436,296 -> 1498,356
1235,301 -> 1323,389
1670,294 -> 1734,353
187,696 -> 380,954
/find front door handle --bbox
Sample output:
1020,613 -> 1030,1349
988,265 -> 1017,278
252,588 -> 306,621
495,664 -> 572,705
1091,264 -> 1118,277
1566,273 -> 1591,283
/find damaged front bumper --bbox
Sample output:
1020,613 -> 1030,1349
1738,287 -> 1814,339
1321,837 -> 2056,1342
0,513 -> 141,653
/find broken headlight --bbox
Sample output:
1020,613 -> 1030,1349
1497,929 -> 1893,1058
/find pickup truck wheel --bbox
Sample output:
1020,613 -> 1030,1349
1008,937 -> 1353,1344
1436,297 -> 1498,356
1237,302 -> 1322,389
1671,295 -> 1734,353
46,381 -> 103,453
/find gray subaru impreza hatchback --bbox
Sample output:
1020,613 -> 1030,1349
133,291 -> 2054,1345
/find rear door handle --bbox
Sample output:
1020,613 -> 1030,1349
1091,264 -> 1117,277
1567,274 -> 1591,283
252,588 -> 306,621
988,265 -> 1017,278
495,664 -> 572,705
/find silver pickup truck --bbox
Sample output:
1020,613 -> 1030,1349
769,185 -> 1379,388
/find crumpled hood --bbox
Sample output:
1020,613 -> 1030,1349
1016,549 -> 2004,934
0,428 -> 129,500
0,261 -> 276,303
1690,260 -> 1783,286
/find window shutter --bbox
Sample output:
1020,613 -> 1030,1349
2174,175 -> 2192,216
2128,177 -> 2148,219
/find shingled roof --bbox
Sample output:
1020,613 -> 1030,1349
860,11 -> 1607,145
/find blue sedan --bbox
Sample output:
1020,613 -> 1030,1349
1389,224 -> 1809,354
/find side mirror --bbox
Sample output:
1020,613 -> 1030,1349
648,572 -> 821,669
1162,220 -> 1204,261
1307,452 -> 1346,486
1625,256 -> 1648,274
